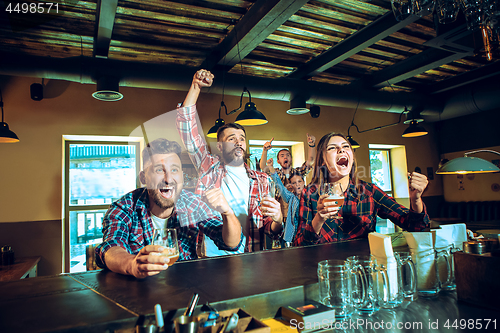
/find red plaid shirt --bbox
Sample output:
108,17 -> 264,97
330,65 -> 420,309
95,188 -> 238,268
176,104 -> 276,252
294,179 -> 430,246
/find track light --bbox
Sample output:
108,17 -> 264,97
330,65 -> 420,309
287,95 -> 309,115
92,76 -> 123,101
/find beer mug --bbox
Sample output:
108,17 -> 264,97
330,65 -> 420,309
437,247 -> 453,291
391,252 -> 418,305
346,255 -> 389,316
411,248 -> 450,297
318,259 -> 362,319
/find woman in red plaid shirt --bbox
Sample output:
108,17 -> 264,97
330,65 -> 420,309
294,132 -> 430,245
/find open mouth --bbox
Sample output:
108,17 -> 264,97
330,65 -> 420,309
233,147 -> 244,156
336,156 -> 349,168
159,186 -> 175,199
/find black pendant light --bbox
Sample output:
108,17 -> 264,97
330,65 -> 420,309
207,101 -> 226,138
229,87 -> 268,126
0,90 -> 20,143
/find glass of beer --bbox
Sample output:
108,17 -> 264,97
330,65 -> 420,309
259,177 -> 276,210
152,228 -> 180,265
320,182 -> 344,217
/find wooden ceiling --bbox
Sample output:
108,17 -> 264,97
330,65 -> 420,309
1,0 -> 499,107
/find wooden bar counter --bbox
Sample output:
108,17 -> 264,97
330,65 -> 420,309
0,239 -> 498,332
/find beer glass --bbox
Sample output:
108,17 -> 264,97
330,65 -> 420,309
152,228 -> 180,265
320,182 -> 344,218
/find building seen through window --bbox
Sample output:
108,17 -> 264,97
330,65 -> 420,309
65,139 -> 140,273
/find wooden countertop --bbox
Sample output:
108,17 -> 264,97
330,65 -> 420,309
1,240 -> 499,333
0,256 -> 41,282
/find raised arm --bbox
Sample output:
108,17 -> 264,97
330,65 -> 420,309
183,69 -> 214,107
305,133 -> 316,168
176,70 -> 217,173
408,171 -> 428,214
259,138 -> 274,172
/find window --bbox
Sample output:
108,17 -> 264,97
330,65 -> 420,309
64,137 -> 141,273
369,148 -> 395,234
369,149 -> 393,197
247,140 -> 303,171
248,146 -> 291,171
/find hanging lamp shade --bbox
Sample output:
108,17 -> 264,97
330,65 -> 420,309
207,118 -> 225,138
234,102 -> 268,126
0,99 -> 19,143
347,135 -> 360,149
436,157 -> 500,174
402,120 -> 428,137
0,122 -> 19,143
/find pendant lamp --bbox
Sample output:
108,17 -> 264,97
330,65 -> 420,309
436,150 -> 500,174
0,92 -> 20,143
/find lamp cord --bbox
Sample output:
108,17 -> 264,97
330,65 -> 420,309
0,89 -> 4,123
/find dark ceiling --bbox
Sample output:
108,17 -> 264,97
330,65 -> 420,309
1,0 -> 499,121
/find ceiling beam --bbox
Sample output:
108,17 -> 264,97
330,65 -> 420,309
428,60 -> 500,94
287,12 -> 420,79
200,0 -> 308,70
366,47 -> 474,89
93,0 -> 118,58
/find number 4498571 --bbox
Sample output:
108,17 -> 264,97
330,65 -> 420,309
444,319 -> 496,330
5,3 -> 59,14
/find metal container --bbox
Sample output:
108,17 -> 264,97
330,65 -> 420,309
463,241 -> 485,254
1,245 -> 15,265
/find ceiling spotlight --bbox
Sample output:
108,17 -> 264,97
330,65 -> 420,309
287,95 -> 309,115
92,76 -> 123,101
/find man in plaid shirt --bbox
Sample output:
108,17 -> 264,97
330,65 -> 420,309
95,139 -> 242,278
176,69 -> 284,253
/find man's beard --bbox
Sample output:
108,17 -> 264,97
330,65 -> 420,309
222,147 -> 246,166
148,189 -> 175,209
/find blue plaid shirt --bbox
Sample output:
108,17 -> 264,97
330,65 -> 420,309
270,172 -> 299,243
95,188 -> 241,268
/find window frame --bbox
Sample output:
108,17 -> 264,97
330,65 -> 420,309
63,137 -> 142,273
369,148 -> 395,198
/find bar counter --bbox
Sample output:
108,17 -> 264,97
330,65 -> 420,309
0,239 -> 498,332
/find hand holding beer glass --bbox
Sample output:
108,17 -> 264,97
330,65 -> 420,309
152,228 -> 180,265
319,182 -> 344,219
